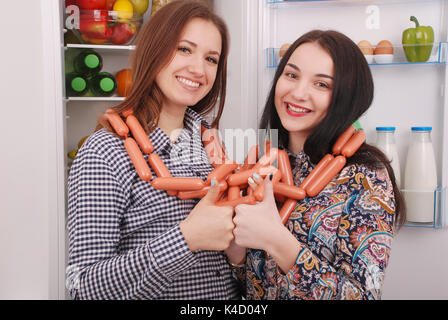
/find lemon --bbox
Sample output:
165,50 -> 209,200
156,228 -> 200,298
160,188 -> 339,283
68,150 -> 78,160
113,0 -> 134,22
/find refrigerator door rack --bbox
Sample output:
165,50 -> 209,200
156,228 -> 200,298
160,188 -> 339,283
266,42 -> 448,68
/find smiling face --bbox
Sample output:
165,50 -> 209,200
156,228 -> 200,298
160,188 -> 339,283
155,18 -> 222,111
275,42 -> 334,142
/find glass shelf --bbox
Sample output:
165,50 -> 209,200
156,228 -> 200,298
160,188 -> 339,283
65,96 -> 125,102
267,0 -> 439,7
400,186 -> 445,229
265,42 -> 447,68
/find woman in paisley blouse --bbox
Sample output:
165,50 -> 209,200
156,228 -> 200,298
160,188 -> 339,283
225,30 -> 406,300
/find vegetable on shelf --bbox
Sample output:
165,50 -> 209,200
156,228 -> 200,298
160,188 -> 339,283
402,16 -> 434,63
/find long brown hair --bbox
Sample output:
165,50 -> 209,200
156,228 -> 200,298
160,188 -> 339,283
260,30 -> 406,228
97,0 -> 229,133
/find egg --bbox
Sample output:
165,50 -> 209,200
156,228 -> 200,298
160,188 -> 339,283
357,40 -> 374,55
279,43 -> 291,58
374,40 -> 394,55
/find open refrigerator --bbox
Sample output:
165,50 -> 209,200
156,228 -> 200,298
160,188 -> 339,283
50,0 -> 448,298
214,0 -> 447,229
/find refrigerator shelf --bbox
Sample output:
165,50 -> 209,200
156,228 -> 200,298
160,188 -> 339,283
267,0 -> 439,7
266,42 -> 448,68
66,97 -> 125,102
65,44 -> 136,55
400,187 -> 446,229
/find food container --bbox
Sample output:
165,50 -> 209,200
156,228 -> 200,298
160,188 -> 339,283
72,10 -> 143,45
373,54 -> 394,64
363,54 -> 374,64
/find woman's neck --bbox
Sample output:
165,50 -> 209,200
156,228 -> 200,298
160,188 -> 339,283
288,131 -> 308,155
158,105 -> 187,142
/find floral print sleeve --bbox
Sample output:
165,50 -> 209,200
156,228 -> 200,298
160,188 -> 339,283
244,150 -> 397,300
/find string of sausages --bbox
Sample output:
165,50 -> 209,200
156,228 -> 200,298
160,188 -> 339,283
104,108 -> 366,225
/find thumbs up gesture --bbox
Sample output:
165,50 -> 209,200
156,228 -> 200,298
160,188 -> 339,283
180,179 -> 235,252
233,174 -> 283,251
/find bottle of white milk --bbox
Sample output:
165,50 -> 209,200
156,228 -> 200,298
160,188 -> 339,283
403,127 -> 437,223
375,127 -> 401,188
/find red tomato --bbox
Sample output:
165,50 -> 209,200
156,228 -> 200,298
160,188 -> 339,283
77,0 -> 106,10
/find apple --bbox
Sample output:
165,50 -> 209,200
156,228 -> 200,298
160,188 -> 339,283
77,0 -> 106,10
106,0 -> 116,10
79,10 -> 112,39
109,22 -> 137,45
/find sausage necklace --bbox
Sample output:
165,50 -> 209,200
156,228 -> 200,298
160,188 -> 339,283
104,108 -> 365,225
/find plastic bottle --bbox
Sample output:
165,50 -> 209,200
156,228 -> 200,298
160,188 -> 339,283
375,127 -> 401,188
65,72 -> 88,97
403,127 -> 437,223
90,72 -> 117,97
73,49 -> 103,77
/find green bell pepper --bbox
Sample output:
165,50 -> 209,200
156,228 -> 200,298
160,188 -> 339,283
402,16 -> 434,62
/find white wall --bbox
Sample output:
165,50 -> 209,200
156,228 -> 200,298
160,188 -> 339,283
0,0 -> 63,299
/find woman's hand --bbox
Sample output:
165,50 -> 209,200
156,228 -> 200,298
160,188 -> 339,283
180,180 -> 234,252
233,175 -> 283,251
233,175 -> 302,273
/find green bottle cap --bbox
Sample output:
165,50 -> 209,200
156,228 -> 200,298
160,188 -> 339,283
353,120 -> 363,130
99,77 -> 115,92
71,77 -> 86,92
84,54 -> 100,69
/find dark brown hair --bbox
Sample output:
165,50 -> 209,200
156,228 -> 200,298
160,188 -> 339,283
260,30 -> 406,228
96,0 -> 229,133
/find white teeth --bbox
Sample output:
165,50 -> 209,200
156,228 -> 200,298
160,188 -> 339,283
287,103 -> 310,113
177,77 -> 200,88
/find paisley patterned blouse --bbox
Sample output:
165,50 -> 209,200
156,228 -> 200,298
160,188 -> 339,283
232,149 -> 396,300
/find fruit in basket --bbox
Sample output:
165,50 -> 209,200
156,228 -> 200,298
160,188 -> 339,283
116,69 -> 132,96
81,34 -> 108,44
79,10 -> 112,39
113,0 -> 134,22
77,0 -> 107,10
129,0 -> 149,15
109,22 -> 137,45
106,0 -> 117,10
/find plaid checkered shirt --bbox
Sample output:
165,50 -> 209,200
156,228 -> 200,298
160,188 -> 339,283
66,107 -> 241,300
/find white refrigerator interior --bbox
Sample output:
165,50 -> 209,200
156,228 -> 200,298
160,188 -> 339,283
213,0 -> 448,299
0,0 -> 447,299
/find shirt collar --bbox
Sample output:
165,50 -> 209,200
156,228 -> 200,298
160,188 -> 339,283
149,107 -> 210,154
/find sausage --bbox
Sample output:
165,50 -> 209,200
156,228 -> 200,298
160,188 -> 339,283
207,162 -> 239,184
105,109 -> 129,137
202,127 -> 227,166
227,168 -> 258,186
279,199 -> 298,225
242,144 -> 259,170
273,183 -> 306,200
126,115 -> 154,154
305,155 -> 347,197
254,148 -> 278,169
253,169 -> 282,201
299,154 -> 334,191
148,153 -> 177,196
152,177 -> 205,191
177,180 -> 228,200
227,186 -> 241,200
332,125 -> 355,155
341,130 -> 366,158
277,149 -> 293,186
124,137 -> 152,181
216,194 -> 256,207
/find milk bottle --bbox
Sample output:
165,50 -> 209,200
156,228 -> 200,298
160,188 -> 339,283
403,127 -> 437,223
375,127 -> 401,188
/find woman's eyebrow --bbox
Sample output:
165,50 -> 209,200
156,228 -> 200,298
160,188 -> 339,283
286,63 -> 333,80
179,39 -> 221,56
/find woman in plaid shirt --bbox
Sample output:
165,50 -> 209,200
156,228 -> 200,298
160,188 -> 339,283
66,1 -> 240,300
